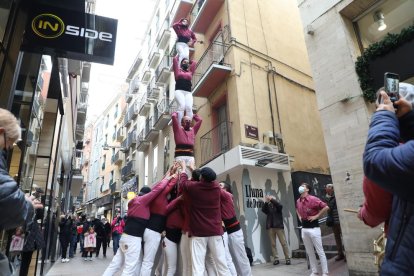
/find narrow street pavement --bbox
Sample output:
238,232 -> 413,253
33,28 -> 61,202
45,247 -> 348,276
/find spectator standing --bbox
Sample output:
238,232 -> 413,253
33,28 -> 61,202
77,215 -> 86,253
111,213 -> 124,255
84,227 -> 97,261
363,89 -> 414,274
20,191 -> 45,276
325,184 -> 345,261
93,217 -> 107,258
58,214 -> 73,263
261,195 -> 291,265
103,218 -> 111,248
296,183 -> 329,276
69,215 -> 78,258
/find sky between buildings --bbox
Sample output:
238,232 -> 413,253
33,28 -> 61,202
86,0 -> 157,123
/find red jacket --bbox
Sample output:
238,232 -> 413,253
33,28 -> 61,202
111,217 -> 125,234
360,176 -> 392,234
166,196 -> 184,230
179,173 -> 223,237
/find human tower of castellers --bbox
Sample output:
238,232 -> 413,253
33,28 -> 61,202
102,18 -> 252,276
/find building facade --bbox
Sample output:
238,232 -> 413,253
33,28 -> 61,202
82,92 -> 127,222
119,0 -> 330,264
297,0 -> 414,274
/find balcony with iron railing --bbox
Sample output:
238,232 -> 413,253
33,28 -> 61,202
200,121 -> 230,165
129,76 -> 140,94
121,138 -> 129,152
142,69 -> 152,83
121,160 -> 135,178
137,129 -> 150,151
156,20 -> 171,50
192,26 -> 231,98
154,99 -> 172,130
155,55 -> 172,84
125,93 -> 133,103
124,111 -> 132,127
112,131 -> 116,141
138,92 -> 151,116
145,116 -> 158,141
147,78 -> 161,102
116,127 -> 125,142
190,0 -> 224,34
127,130 -> 137,148
129,101 -> 139,120
111,150 -> 124,165
172,0 -> 194,24
148,50 -> 161,69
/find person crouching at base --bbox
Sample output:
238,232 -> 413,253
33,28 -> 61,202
102,169 -> 175,276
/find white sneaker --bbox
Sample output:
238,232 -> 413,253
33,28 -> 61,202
65,258 -> 70,262
310,273 -> 319,276
84,258 -> 87,261
61,259 -> 65,263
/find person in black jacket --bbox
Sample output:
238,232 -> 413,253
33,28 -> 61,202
59,214 -> 74,263
93,217 -> 107,257
261,195 -> 290,265
103,218 -> 111,248
0,109 -> 43,275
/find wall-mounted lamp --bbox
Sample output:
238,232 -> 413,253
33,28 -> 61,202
373,11 -> 387,32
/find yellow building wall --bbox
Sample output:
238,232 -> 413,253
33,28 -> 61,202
192,0 -> 329,173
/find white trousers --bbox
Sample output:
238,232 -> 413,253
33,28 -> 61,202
205,249 -> 217,275
164,237 -> 178,276
180,232 -> 192,276
223,232 -> 237,276
140,228 -> 162,276
176,42 -> 189,66
302,227 -> 328,274
102,234 -> 142,276
175,89 -> 193,124
174,156 -> 195,177
191,236 -> 230,276
228,229 -> 252,276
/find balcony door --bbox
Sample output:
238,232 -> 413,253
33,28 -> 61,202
216,104 -> 228,152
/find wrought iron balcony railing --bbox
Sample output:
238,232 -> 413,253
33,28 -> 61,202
200,121 -> 231,165
192,25 -> 231,90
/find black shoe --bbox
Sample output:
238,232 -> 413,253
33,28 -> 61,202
286,259 -> 291,265
273,260 -> 280,265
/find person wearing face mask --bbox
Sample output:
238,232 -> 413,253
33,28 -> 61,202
0,108 -> 43,274
296,183 -> 329,276
172,54 -> 197,125
172,18 -> 197,66
171,92 -> 202,173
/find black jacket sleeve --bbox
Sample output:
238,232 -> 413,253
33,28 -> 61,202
0,171 -> 34,230
261,202 -> 269,214
270,198 -> 283,211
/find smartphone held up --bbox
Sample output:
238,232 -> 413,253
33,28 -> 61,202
384,72 -> 400,102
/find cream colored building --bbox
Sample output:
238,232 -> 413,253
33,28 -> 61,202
297,0 -> 414,274
83,92 -> 126,221
122,0 -> 330,264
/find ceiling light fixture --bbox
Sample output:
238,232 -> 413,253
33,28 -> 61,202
373,10 -> 387,32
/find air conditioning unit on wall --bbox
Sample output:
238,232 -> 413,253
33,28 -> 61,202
253,142 -> 278,152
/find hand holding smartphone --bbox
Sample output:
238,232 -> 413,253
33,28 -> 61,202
382,72 -> 400,103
